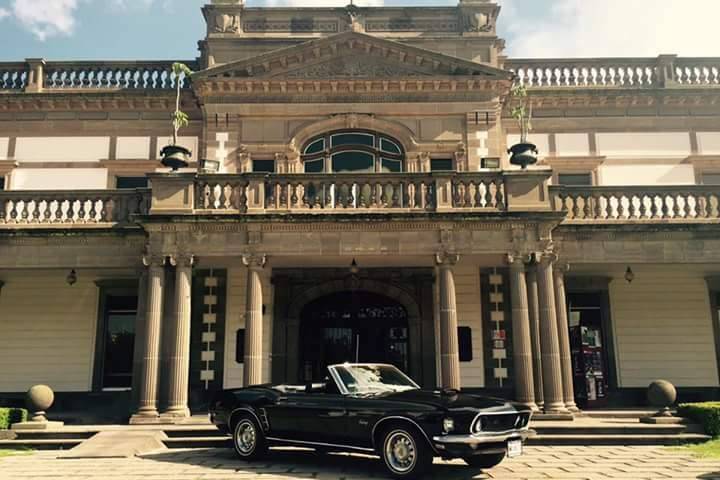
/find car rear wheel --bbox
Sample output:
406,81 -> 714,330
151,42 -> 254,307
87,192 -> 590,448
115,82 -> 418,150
232,414 -> 267,461
380,427 -> 432,479
463,452 -> 506,470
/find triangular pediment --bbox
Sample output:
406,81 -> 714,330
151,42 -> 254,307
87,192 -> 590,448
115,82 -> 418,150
195,31 -> 512,81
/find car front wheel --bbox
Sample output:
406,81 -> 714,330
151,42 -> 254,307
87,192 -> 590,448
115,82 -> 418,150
380,427 -> 432,479
463,452 -> 506,470
232,414 -> 267,461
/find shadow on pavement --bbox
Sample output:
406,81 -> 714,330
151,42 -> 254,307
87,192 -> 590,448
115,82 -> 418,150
141,447 -> 489,479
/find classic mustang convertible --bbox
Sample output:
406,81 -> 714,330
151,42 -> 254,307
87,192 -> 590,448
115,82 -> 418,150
210,363 -> 533,478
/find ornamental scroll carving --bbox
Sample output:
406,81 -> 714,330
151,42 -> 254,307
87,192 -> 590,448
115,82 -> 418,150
462,11 -> 492,33
214,13 -> 241,33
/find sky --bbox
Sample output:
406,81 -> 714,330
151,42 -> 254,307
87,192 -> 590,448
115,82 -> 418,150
0,0 -> 717,61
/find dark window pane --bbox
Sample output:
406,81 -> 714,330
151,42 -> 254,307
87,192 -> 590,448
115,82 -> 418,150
116,177 -> 148,189
0,176 -> 4,190
332,151 -> 374,173
381,157 -> 402,173
431,159 -> 454,172
253,160 -> 275,173
304,138 -> 325,154
703,173 -> 720,185
331,133 -> 374,147
381,138 -> 401,154
458,327 -> 473,362
304,158 -> 325,173
481,157 -> 501,169
236,329 -> 245,363
102,295 -> 137,389
558,173 -> 593,186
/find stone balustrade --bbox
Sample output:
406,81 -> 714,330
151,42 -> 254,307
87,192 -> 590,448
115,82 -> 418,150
195,173 -> 506,213
551,185 -> 720,222
0,189 -> 150,226
504,56 -> 720,88
0,60 -> 197,92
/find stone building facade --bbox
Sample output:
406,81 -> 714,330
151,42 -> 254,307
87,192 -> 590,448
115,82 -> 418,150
1,0 -> 720,422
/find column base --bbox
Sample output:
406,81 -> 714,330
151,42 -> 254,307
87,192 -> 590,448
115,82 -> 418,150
129,413 -> 161,425
160,406 -> 191,421
566,404 -> 581,414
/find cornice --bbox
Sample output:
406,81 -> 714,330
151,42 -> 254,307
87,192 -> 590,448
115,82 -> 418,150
512,88 -> 720,110
0,90 -> 199,113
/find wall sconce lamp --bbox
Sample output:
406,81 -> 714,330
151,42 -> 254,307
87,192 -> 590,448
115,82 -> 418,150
624,266 -> 635,284
66,269 -> 78,286
349,258 -> 360,275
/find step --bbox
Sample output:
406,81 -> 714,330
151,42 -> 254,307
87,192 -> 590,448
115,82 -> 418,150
162,436 -> 232,449
582,410 -> 661,419
163,427 -> 223,438
533,424 -> 693,436
0,438 -> 84,450
13,430 -> 98,440
528,433 -> 710,446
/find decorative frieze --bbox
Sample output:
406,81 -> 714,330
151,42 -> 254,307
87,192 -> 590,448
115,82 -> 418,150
243,20 -> 338,33
365,20 -> 458,33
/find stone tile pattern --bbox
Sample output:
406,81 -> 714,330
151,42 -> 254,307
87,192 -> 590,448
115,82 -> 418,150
2,446 -> 720,480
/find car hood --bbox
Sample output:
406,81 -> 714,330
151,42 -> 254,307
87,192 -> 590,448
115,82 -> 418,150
371,388 -> 522,413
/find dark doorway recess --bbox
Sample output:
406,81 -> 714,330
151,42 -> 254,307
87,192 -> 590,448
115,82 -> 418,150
300,291 -> 409,382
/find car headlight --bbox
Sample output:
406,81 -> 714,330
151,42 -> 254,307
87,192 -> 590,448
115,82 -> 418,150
442,417 -> 455,433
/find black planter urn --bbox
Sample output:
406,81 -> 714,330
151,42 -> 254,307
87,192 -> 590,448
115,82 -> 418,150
508,142 -> 539,169
160,144 -> 192,171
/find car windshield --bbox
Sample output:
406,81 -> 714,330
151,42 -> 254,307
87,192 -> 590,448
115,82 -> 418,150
332,364 -> 419,395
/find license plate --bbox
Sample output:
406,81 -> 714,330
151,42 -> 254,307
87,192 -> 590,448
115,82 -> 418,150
507,439 -> 523,458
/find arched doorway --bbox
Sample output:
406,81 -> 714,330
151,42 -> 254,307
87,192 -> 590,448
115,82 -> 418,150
299,291 -> 409,382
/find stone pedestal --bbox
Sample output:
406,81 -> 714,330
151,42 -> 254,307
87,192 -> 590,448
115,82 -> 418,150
12,421 -> 64,431
162,254 -> 194,419
437,252 -> 461,390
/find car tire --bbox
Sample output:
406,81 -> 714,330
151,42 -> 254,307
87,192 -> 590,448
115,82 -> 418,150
232,414 -> 268,461
463,452 -> 506,470
380,426 -> 433,479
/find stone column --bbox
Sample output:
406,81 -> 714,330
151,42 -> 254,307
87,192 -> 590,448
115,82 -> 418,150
131,256 -> 165,422
554,264 -> 579,412
131,270 -> 148,409
507,254 -> 538,411
243,254 -> 266,387
526,266 -> 544,409
536,252 -> 569,414
436,252 -> 461,390
163,254 -> 194,419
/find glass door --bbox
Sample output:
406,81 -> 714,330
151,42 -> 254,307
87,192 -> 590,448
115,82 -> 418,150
568,293 -> 609,408
101,295 -> 137,390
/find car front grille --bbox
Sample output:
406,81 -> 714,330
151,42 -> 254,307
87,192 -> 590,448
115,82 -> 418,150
471,412 -> 530,434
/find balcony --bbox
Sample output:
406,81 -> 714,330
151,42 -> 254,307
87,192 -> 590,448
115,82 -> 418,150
1,176 -> 720,229
0,189 -> 150,228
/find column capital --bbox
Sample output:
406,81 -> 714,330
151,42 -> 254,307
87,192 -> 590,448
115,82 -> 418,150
535,248 -> 558,266
506,252 -> 532,270
553,262 -> 571,278
242,253 -> 267,269
168,253 -> 195,268
435,251 -> 459,266
142,254 -> 166,268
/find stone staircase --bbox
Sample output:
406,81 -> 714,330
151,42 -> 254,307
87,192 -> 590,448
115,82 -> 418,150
0,411 -> 710,451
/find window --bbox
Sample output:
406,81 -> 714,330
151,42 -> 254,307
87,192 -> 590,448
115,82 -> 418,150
481,157 -> 501,169
557,173 -> 593,186
252,159 -> 275,173
301,130 -> 404,173
100,295 -> 137,389
702,173 -> 720,185
431,159 -> 454,172
458,327 -> 473,362
0,176 -> 4,190
236,329 -> 245,363
116,176 -> 148,189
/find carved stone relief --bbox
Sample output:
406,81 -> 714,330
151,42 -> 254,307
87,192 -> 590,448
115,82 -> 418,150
214,13 -> 241,33
283,56 -> 430,79
462,11 -> 492,33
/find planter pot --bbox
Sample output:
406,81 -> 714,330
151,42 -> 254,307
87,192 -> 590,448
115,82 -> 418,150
508,142 -> 539,169
160,145 -> 192,171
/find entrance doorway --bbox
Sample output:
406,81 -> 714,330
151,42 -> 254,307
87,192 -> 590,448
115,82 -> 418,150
299,291 -> 409,382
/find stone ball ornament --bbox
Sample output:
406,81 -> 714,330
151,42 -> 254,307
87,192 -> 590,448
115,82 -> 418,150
26,384 -> 55,422
647,380 -> 677,417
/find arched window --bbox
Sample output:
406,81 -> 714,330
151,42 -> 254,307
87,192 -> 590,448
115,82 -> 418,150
301,131 -> 405,173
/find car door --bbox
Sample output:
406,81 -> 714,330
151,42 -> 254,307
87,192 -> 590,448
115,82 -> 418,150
265,390 -> 349,444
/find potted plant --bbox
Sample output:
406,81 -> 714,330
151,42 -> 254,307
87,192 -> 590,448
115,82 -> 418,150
160,62 -> 193,171
507,83 -> 538,169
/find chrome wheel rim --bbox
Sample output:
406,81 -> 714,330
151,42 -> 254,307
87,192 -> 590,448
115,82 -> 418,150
385,430 -> 417,473
235,420 -> 257,455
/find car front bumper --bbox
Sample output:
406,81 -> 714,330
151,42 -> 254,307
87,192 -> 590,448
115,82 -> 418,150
431,429 -> 535,457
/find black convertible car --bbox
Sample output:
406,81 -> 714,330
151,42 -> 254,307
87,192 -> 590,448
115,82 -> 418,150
210,363 -> 533,478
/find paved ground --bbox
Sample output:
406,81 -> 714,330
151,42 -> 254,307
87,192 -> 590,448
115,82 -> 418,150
2,446 -> 720,480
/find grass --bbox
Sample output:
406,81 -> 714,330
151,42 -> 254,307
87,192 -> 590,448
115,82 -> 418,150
674,439 -> 720,459
0,448 -> 33,458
